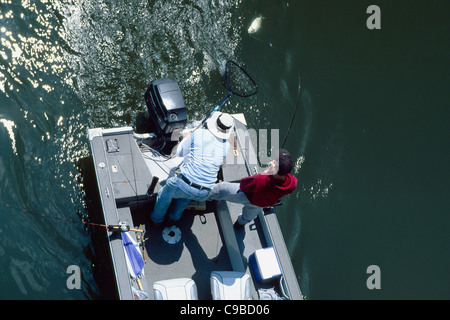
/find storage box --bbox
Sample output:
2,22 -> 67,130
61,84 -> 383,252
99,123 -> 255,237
250,247 -> 282,283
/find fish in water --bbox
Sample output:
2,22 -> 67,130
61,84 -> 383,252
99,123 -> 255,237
248,16 -> 264,34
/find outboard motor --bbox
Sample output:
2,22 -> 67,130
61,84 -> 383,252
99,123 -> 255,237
143,78 -> 187,154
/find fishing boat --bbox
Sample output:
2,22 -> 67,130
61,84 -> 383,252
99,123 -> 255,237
86,62 -> 303,300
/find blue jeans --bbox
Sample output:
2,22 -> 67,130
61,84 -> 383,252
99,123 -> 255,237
150,176 -> 211,224
207,182 -> 262,225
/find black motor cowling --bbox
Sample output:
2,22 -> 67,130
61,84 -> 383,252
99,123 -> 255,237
144,78 -> 187,137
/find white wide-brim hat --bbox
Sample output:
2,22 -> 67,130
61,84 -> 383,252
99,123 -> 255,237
206,111 -> 234,140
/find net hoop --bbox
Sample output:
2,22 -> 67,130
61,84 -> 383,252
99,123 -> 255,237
224,60 -> 258,98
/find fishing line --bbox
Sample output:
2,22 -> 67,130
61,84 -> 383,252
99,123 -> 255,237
248,34 -> 284,54
0,200 -> 143,233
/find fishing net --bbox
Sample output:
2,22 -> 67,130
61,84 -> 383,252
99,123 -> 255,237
195,60 -> 258,130
223,60 -> 258,97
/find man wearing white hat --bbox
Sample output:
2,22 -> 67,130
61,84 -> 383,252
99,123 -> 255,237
150,112 -> 234,229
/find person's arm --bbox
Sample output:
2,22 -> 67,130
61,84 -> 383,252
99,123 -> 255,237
239,175 -> 257,193
176,131 -> 193,157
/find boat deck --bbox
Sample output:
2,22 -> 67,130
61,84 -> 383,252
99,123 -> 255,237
87,116 -> 302,300
133,207 -> 233,299
122,201 -> 274,300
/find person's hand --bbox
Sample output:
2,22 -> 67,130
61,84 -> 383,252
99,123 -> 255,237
177,129 -> 192,142
263,160 -> 277,175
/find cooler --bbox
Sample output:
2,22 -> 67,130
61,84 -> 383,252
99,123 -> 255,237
250,247 -> 282,283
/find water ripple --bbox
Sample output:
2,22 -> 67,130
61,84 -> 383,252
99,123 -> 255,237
56,0 -> 245,127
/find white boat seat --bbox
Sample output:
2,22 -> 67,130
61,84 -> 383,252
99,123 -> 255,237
210,271 -> 252,300
152,278 -> 198,300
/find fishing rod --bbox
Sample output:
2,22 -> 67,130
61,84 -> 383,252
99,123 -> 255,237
281,72 -> 301,149
247,25 -> 302,149
0,200 -> 144,233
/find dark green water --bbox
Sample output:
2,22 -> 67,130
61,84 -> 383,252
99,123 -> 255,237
0,0 -> 448,299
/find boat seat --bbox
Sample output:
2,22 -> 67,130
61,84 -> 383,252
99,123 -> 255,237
152,278 -> 198,300
210,271 -> 252,300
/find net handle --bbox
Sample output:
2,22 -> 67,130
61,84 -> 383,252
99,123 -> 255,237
200,92 -> 232,126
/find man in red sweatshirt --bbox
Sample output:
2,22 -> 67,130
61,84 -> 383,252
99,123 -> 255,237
207,148 -> 298,229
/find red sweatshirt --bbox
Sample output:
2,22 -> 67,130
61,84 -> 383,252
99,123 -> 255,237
239,173 -> 298,207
